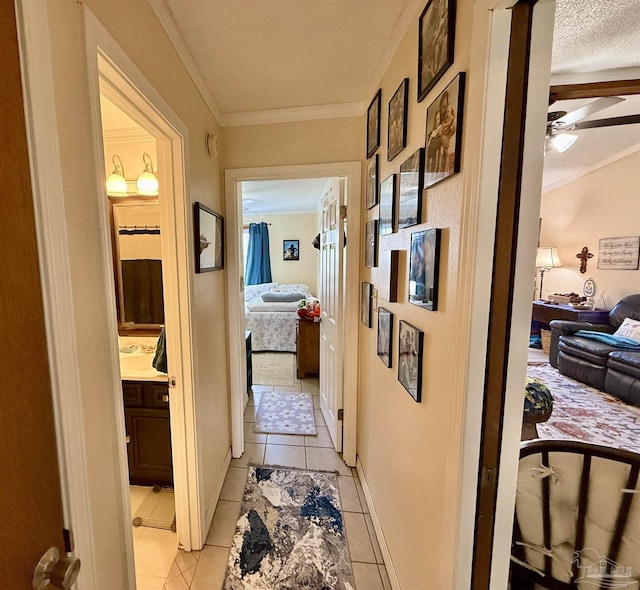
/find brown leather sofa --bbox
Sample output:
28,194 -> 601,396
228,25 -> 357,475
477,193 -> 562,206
549,294 -> 640,406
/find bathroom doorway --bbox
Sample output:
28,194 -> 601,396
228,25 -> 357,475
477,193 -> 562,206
89,46 -> 200,574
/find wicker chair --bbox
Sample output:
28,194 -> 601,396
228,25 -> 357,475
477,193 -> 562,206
510,440 -> 640,589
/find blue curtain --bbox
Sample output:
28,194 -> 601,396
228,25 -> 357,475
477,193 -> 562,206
245,222 -> 272,285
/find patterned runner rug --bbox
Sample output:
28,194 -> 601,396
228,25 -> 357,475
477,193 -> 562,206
254,391 -> 317,435
527,362 -> 640,453
224,466 -> 354,590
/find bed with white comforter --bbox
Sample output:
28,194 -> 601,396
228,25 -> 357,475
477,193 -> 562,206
244,282 -> 311,352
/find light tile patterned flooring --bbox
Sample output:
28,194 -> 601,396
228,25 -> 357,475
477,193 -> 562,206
133,376 -> 390,589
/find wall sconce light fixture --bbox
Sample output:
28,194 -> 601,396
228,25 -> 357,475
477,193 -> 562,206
106,154 -> 128,196
136,152 -> 159,196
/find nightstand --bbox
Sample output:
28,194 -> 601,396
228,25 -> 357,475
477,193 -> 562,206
296,319 -> 319,379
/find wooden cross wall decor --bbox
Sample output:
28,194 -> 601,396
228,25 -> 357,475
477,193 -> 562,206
576,246 -> 593,274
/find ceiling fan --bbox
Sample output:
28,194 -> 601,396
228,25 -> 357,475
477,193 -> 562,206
546,96 -> 640,153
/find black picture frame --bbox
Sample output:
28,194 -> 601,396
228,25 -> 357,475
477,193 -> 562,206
283,239 -> 300,261
424,72 -> 465,188
398,320 -> 424,402
366,89 -> 382,158
360,282 -> 373,328
398,148 -> 425,230
365,219 -> 379,268
378,249 -> 400,302
418,0 -> 456,103
388,78 -> 409,161
409,228 -> 442,311
377,307 -> 394,367
379,174 -> 396,236
366,155 -> 379,210
194,202 -> 224,272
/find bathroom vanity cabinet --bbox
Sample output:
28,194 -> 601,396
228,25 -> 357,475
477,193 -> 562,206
122,380 -> 173,486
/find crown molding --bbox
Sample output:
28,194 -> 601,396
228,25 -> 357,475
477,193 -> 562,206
223,101 -> 364,128
364,1 -> 423,104
542,142 -> 640,194
148,0 -> 223,125
103,127 -> 154,143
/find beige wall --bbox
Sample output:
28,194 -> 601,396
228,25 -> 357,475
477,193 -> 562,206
357,2 -> 475,588
540,150 -> 640,307
244,213 -> 320,294
45,1 -> 229,585
223,1 -> 477,586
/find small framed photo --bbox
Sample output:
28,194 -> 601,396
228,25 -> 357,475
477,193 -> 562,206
378,249 -> 400,302
366,89 -> 381,158
424,72 -> 465,188
398,320 -> 424,402
398,148 -> 425,230
409,228 -> 441,311
388,78 -> 409,161
377,308 -> 394,368
360,282 -> 373,328
366,155 -> 379,210
418,0 -> 456,103
194,202 -> 224,272
365,219 -> 379,268
379,174 -> 396,236
283,240 -> 299,261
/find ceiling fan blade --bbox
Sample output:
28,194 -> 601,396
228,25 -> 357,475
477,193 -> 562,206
556,96 -> 625,127
573,114 -> 640,130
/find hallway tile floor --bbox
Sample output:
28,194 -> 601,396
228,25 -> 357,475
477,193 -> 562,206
161,377 -> 390,590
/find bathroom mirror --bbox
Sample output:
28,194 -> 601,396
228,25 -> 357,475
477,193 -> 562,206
110,198 -> 164,335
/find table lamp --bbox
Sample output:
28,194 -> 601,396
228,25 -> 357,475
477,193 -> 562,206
536,247 -> 562,299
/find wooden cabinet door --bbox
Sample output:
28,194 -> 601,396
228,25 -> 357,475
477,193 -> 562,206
0,2 -> 68,586
126,408 -> 173,486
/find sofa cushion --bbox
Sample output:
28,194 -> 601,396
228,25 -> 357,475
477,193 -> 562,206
608,351 -> 640,380
608,294 -> 640,329
558,336 -> 618,365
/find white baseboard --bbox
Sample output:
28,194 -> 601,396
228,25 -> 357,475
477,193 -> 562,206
201,447 -> 232,548
356,459 -> 401,590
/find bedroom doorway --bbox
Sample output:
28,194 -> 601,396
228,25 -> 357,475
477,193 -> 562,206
225,162 -> 361,466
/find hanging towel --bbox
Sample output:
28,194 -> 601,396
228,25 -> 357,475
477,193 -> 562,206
152,326 -> 168,373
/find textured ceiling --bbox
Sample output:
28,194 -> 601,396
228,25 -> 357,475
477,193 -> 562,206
242,179 -> 330,215
552,0 -> 640,75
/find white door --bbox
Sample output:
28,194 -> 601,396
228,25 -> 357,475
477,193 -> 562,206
319,178 -> 345,450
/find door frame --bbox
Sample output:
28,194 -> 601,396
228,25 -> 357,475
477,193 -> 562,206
225,162 -> 361,465
454,1 -> 556,588
83,11 -> 200,553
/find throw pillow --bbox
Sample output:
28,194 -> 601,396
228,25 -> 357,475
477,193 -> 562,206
614,318 -> 640,343
261,291 -> 306,303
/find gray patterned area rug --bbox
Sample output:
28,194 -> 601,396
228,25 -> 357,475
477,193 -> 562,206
254,391 -> 317,435
224,466 -> 354,590
252,353 -> 295,387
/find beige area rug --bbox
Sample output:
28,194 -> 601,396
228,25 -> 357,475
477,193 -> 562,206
251,352 -> 295,387
132,488 -> 176,531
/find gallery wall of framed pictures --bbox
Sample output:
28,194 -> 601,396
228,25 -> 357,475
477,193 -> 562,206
361,0 -> 462,404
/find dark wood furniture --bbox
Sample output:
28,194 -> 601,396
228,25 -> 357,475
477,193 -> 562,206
245,330 -> 252,394
123,380 -> 173,487
296,319 -> 320,378
532,300 -> 610,325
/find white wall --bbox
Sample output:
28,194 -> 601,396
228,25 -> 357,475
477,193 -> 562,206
43,1 -> 229,585
244,212 -> 320,294
540,149 -> 640,307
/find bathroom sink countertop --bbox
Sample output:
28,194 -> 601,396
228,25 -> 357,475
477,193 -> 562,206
119,339 -> 167,382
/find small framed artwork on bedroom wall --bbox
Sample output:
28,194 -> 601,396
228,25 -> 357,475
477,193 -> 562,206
194,202 -> 224,273
283,240 -> 299,261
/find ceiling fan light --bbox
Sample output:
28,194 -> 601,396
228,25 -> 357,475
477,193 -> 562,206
550,132 -> 578,153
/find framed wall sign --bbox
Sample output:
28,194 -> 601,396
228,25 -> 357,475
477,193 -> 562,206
598,236 -> 640,270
